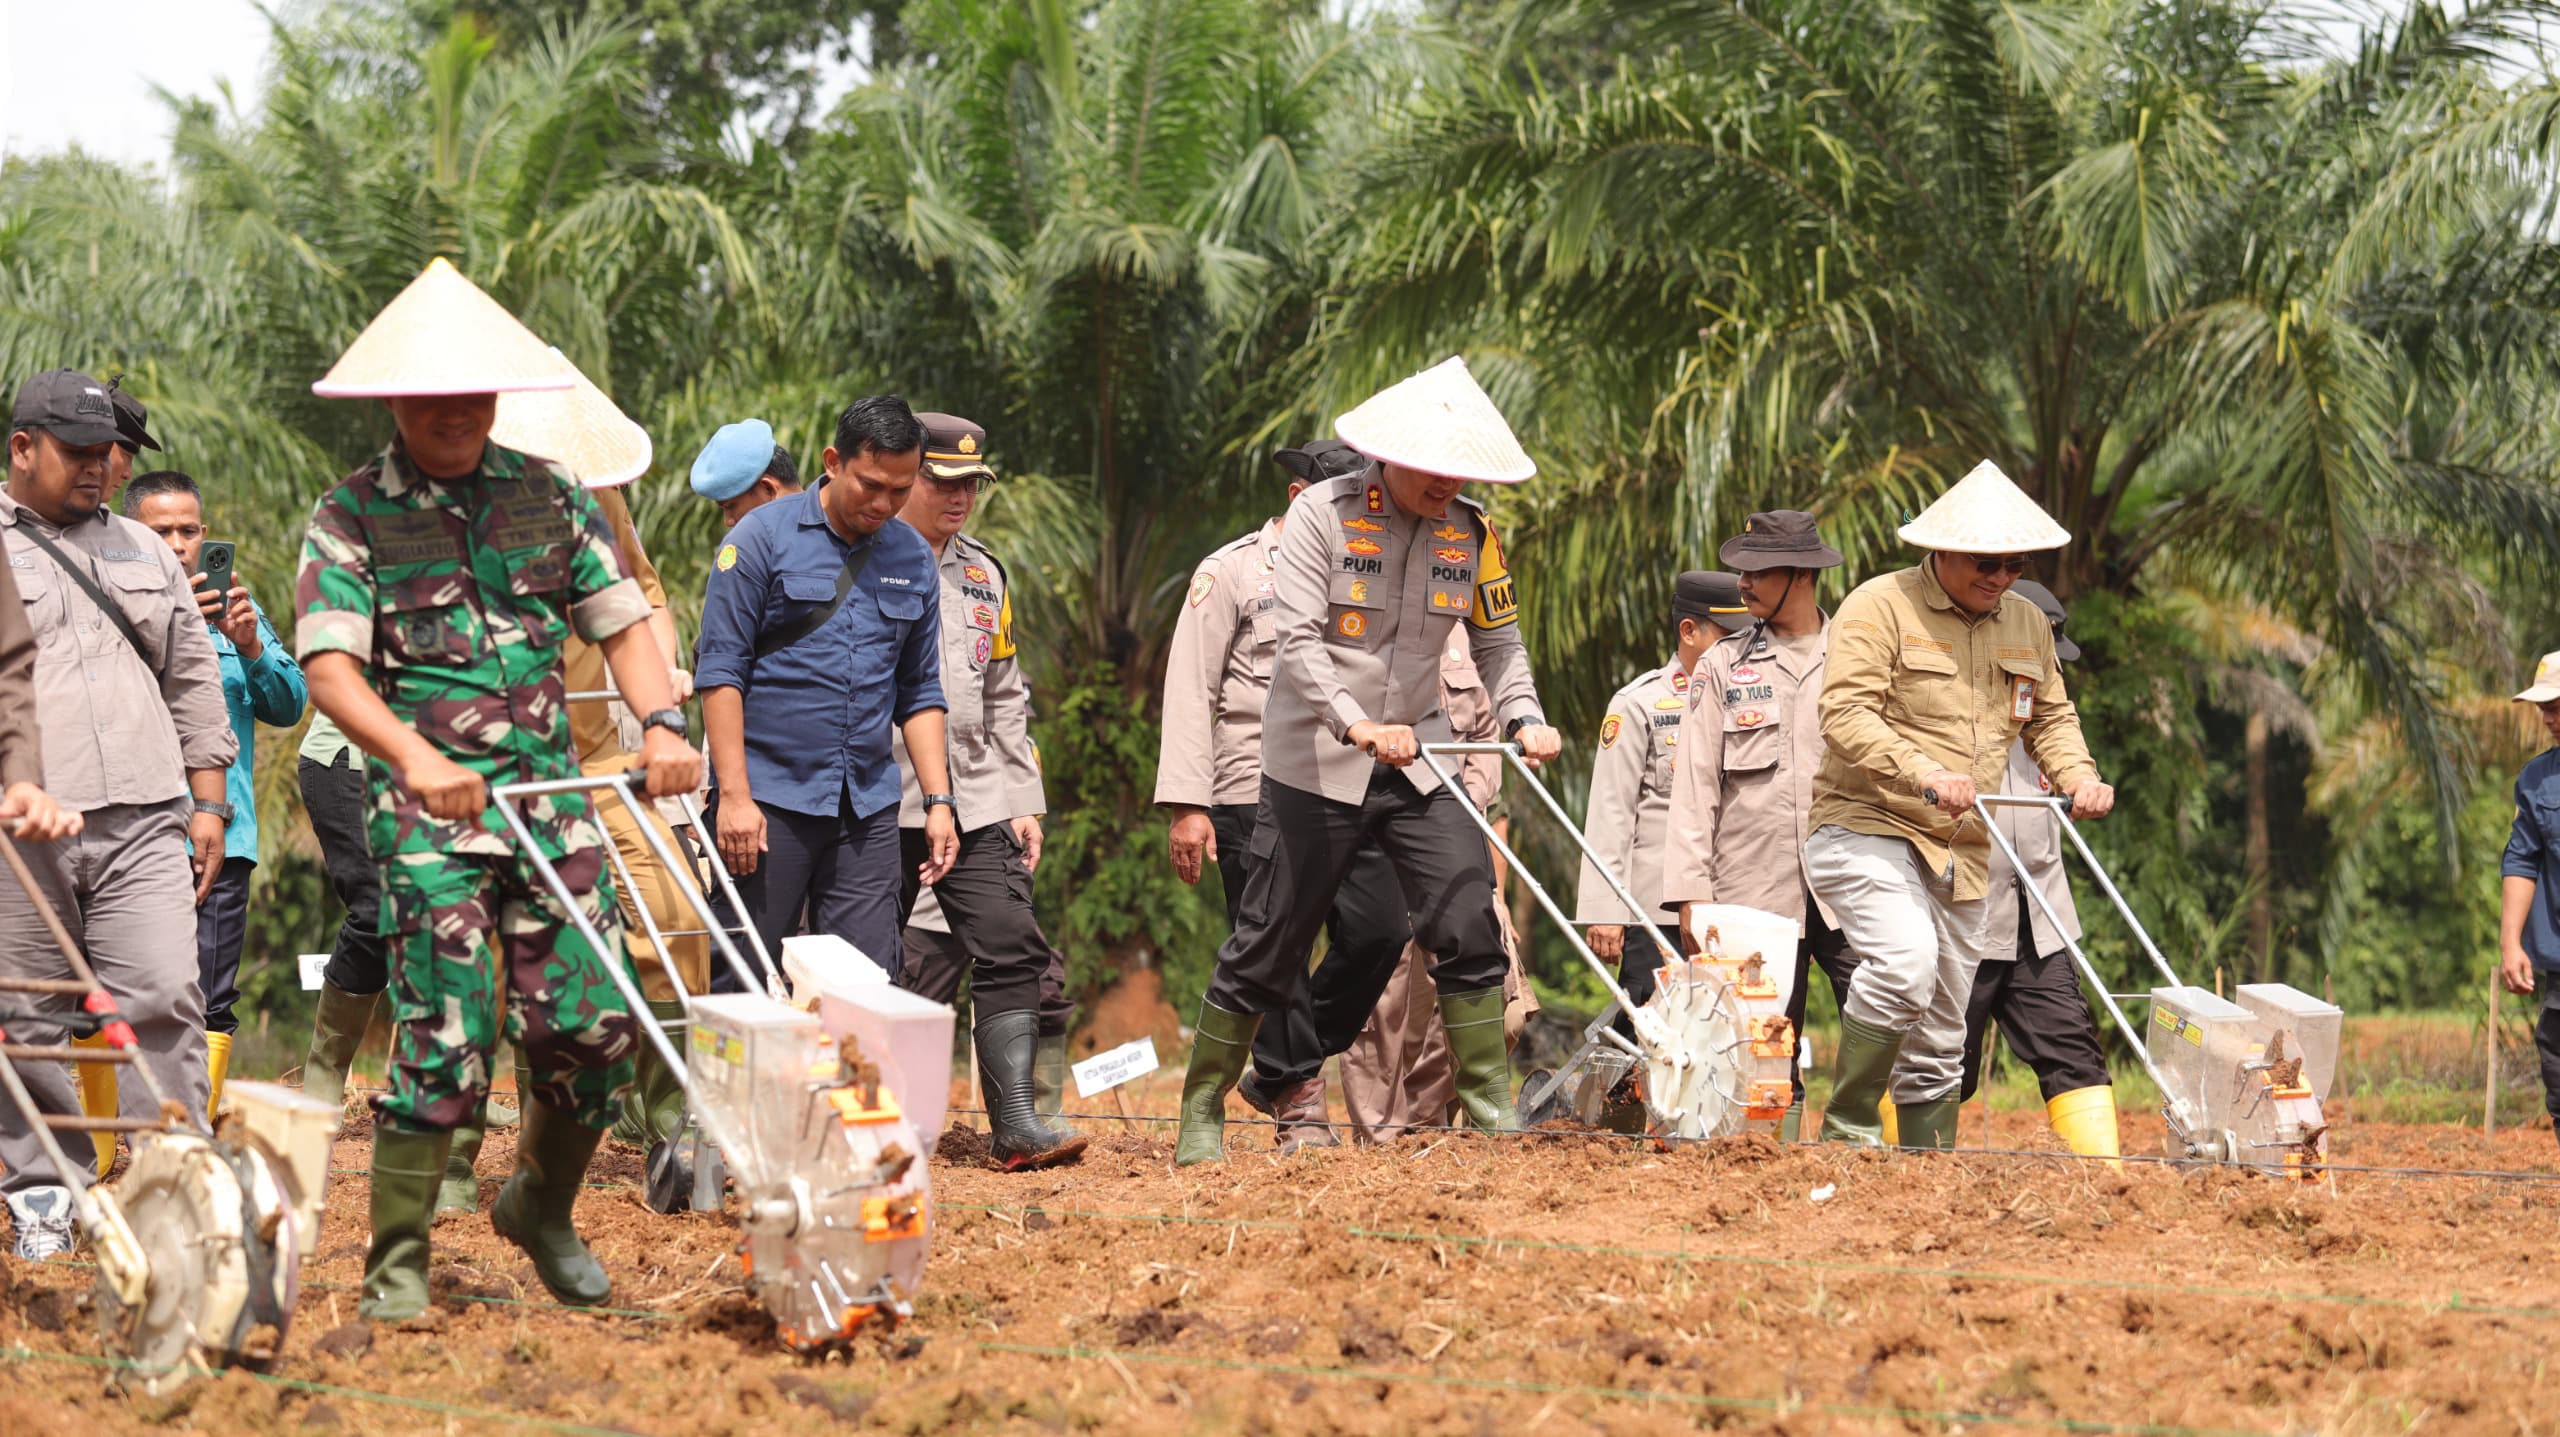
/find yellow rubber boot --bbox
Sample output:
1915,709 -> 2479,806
2046,1085 -> 2123,1171
1878,1095 -> 1898,1148
72,1034 -> 118,1179
206,1031 -> 233,1121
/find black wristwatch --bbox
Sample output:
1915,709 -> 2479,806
1502,715 -> 1547,742
192,798 -> 236,823
641,708 -> 689,741
922,793 -> 957,813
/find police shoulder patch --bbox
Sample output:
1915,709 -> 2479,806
1600,714 -> 1623,749
716,544 -> 739,572
1187,570 -> 1217,608
1466,522 -> 1518,631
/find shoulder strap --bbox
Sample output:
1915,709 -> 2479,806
752,537 -> 876,660
10,516 -> 156,672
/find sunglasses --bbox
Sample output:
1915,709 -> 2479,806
1965,554 -> 2032,576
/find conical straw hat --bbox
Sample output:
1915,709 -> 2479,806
489,349 -> 653,488
1334,356 -> 1536,484
312,258 -> 577,399
1896,460 -> 2071,552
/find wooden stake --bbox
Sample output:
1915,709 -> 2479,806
2484,976 -> 2501,1142
1109,1083 -> 1139,1135
2214,965 -> 2224,1000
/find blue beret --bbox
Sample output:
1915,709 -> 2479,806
691,418 -> 778,501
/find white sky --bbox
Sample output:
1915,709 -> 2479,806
1,0 -> 274,168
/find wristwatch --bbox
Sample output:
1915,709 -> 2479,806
192,798 -> 236,823
922,793 -> 957,813
641,708 -> 689,741
1502,715 -> 1547,742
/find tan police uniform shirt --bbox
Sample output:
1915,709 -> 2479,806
896,531 -> 1044,832
1264,467 -> 1541,804
1439,628 -> 1503,811
1660,624 -> 1837,929
0,489 -> 236,810
1810,563 -> 2097,901
1573,658 -> 1685,924
1154,521 -> 1280,809
562,486 -> 669,766
0,546 -> 44,790
1981,739 -> 2083,962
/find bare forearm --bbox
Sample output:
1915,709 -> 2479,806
306,653 -> 440,771
599,620 -> 677,715
188,768 -> 226,803
2503,875 -> 2537,951
704,688 -> 751,797
902,709 -> 953,793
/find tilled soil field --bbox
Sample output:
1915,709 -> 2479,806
4,1101 -> 2558,1435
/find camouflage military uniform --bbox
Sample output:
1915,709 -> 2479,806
295,441 -> 655,1133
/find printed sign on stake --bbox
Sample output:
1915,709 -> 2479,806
1072,1036 -> 1160,1098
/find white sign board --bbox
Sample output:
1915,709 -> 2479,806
298,953 -> 330,992
1071,1036 -> 1159,1098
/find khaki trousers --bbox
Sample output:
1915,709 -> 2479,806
1804,825 -> 1995,1104
1340,899 -> 1533,1141
586,753 -> 710,1000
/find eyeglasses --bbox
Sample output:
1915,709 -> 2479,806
925,474 -> 988,497
1966,554 -> 2031,576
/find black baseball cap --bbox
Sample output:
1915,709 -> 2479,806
107,379 -> 160,453
1675,570 -> 1752,633
1274,439 -> 1365,484
11,369 -> 124,448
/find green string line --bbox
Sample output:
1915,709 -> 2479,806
0,1345 -> 642,1436
33,1255 -> 687,1324
942,1202 -> 2559,1321
978,1340 -> 2269,1437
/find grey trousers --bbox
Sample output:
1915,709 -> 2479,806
0,800 -> 205,1192
1804,825 -> 1997,1104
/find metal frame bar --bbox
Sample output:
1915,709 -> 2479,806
1972,793 -> 2186,1126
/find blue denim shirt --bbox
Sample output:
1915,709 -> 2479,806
2504,747 -> 2560,971
208,596 -> 308,863
693,487 -> 945,821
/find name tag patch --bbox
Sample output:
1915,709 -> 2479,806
2012,675 -> 2035,720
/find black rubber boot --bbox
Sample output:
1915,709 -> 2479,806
1438,985 -> 1518,1131
359,1127 -> 451,1324
302,982 -> 377,1123
490,1100 -> 613,1306
1175,1001 -> 1260,1166
976,1010 -> 1087,1170
1817,1015 -> 1905,1146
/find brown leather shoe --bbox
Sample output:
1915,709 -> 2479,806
1267,1078 -> 1337,1154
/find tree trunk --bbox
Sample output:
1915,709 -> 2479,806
2245,708 -> 2273,983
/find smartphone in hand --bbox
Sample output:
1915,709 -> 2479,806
197,541 -> 235,608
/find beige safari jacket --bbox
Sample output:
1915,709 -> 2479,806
1154,521 -> 1281,809
1573,658 -> 1684,924
1659,625 -> 1837,930
1810,563 -> 2096,901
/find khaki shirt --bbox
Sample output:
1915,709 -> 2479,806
1660,625 -> 1837,929
1264,468 -> 1542,804
1438,629 -> 1502,809
1982,739 -> 2083,962
1810,563 -> 2097,901
563,486 -> 669,767
897,532 -> 1044,831
1154,521 -> 1280,809
0,548 -> 43,790
1573,659 -> 1684,923
0,488 -> 236,810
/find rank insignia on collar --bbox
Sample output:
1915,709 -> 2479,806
1671,670 -> 1690,692
1344,517 -> 1384,533
1365,484 -> 1384,515
1346,538 -> 1383,556
964,564 -> 991,584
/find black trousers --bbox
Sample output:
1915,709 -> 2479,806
194,857 -> 254,1035
1206,803 -> 1413,1093
301,752 -> 390,996
1206,772 -> 1505,1017
1959,897 -> 2110,1102
719,792 -> 905,982
890,822 -> 1058,1022
898,924 -> 1076,1036
1786,904 -> 1860,1103
2537,988 -> 2560,1122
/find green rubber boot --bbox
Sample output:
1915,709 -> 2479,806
1438,986 -> 1518,1132
617,1001 -> 688,1148
1816,1015 -> 1905,1146
1778,1103 -> 1803,1143
1034,1028 -> 1069,1122
1174,1001 -> 1260,1167
490,1100 -> 613,1306
1895,1096 -> 1959,1150
301,982 -> 377,1123
359,1126 -> 451,1323
436,1099 -> 487,1215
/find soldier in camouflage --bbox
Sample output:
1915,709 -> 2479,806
295,260 -> 699,1325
